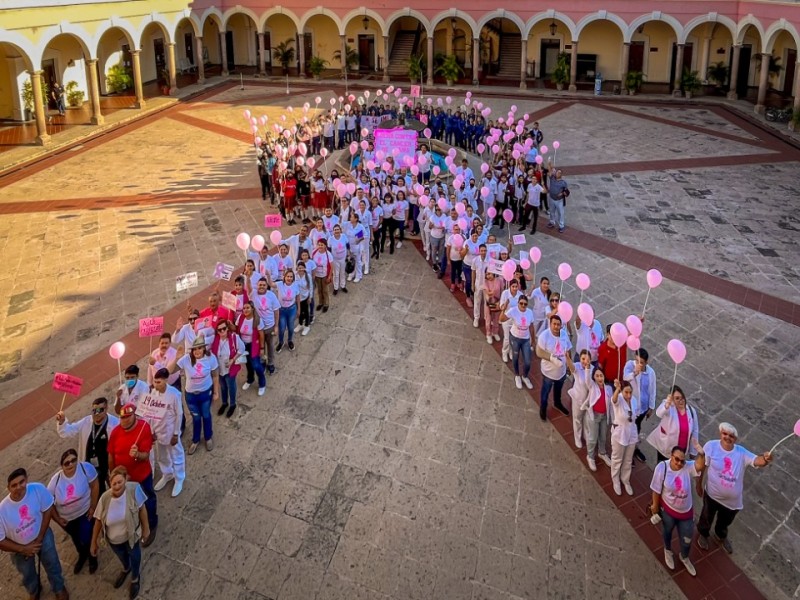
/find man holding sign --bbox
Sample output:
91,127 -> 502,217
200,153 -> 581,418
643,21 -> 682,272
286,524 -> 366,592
147,369 -> 186,498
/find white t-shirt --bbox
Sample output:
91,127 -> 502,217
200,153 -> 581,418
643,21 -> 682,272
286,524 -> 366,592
428,214 -> 446,239
500,289 -> 522,311
95,485 -> 147,545
328,235 -> 348,260
575,319 -> 604,362
506,306 -> 534,339
253,291 -> 280,328
447,234 -> 464,261
531,288 -> 549,321
177,354 -> 219,393
276,282 -> 299,308
47,462 -> 98,522
702,440 -> 757,510
526,183 -> 543,207
393,200 -> 408,221
650,460 -> 700,516
0,483 -> 54,545
537,329 -> 572,380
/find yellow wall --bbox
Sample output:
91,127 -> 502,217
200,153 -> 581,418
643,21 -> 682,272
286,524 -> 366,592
579,21 -> 623,80
631,22 -> 675,83
0,46 -> 15,118
202,19 -> 221,64
306,15 -> 339,65
228,13 -> 257,66
265,14 -> 297,66
343,20 -> 383,70
772,30 -> 796,90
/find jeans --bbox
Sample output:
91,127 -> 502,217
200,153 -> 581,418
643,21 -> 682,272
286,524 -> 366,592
219,372 -> 237,407
697,494 -> 739,541
278,304 -> 298,343
450,259 -> 463,287
463,264 -> 473,297
109,540 -> 142,582
509,334 -> 532,376
10,528 -> 65,595
64,514 -> 94,561
244,342 -> 266,388
381,219 -> 397,252
540,373 -> 566,410
549,198 -> 565,229
429,236 -> 445,269
661,510 -> 694,559
138,472 -> 158,530
585,411 -> 609,459
299,298 -> 310,326
186,387 -> 213,443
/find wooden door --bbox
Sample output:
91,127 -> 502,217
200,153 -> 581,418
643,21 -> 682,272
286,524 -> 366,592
184,33 -> 194,65
628,42 -> 645,73
783,48 -> 796,96
358,35 -> 374,71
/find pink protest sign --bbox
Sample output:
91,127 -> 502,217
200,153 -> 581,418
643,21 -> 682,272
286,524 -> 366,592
410,85 -> 421,98
53,373 -> 83,396
512,234 -> 526,245
138,317 -> 164,338
221,291 -> 237,311
419,114 -> 429,125
264,214 -> 282,228
374,128 -> 418,168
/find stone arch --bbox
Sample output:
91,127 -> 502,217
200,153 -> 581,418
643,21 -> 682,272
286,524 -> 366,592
476,9 -> 526,37
173,13 -> 201,39
341,8 -> 387,37
524,11 -> 577,41
625,12 -> 683,44
430,9 -> 478,41
199,7 -> 224,33
0,29 -> 37,70
259,7 -> 302,34
764,19 -> 800,54
136,13 -> 173,45
37,24 -> 94,63
222,6 -> 261,33
299,7 -> 344,36
385,8 -> 433,37
0,38 -> 36,121
93,19 -> 136,53
736,15 -> 765,51
575,11 -> 628,39
680,13 -> 737,45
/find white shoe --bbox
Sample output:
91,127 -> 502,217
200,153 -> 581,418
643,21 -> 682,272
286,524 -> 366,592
600,454 -> 612,467
680,555 -> 696,576
258,387 -> 266,396
624,483 -> 634,496
486,335 -> 493,344
396,241 -> 402,248
171,479 -> 184,497
473,318 -> 479,328
515,376 -> 522,389
575,439 -> 583,449
242,382 -> 251,391
364,268 -> 369,275
154,475 -> 173,492
522,377 -> 533,389
347,274 -> 354,282
664,549 -> 675,570
294,325 -> 302,333
502,350 -> 509,363
426,253 -> 430,260
587,456 -> 597,471
493,334 -> 501,342
613,481 -> 622,496
302,326 -> 310,336
354,278 -> 361,283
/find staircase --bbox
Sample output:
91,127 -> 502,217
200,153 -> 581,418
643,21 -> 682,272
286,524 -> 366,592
389,31 -> 417,77
497,34 -> 521,78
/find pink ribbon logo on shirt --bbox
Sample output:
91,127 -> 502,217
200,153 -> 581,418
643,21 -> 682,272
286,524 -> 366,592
283,288 -> 292,300
520,317 -> 527,327
194,363 -> 204,377
18,505 -> 33,528
260,298 -> 267,309
673,476 -> 683,491
554,342 -> 562,356
722,457 -> 734,477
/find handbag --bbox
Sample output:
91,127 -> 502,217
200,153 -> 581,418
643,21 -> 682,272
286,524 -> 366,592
345,256 -> 355,274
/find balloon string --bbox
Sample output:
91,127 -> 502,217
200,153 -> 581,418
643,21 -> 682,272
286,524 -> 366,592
670,362 -> 678,395
559,280 -> 564,299
769,432 -> 796,455
642,287 -> 652,318
117,358 -> 123,386
579,290 -> 583,305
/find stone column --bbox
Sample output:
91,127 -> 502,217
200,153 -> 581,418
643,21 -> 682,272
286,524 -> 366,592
699,37 -> 711,83
86,59 -> 104,125
30,71 -> 50,145
472,37 -> 480,85
426,36 -> 434,86
167,42 -> 178,96
196,36 -> 206,83
131,49 -> 146,109
520,38 -> 528,89
620,42 -> 630,91
672,43 -> 684,96
383,35 -> 390,82
754,52 -> 770,113
340,34 -> 347,77
220,32 -> 229,76
298,34 -> 306,77
258,32 -> 267,76
569,41 -> 578,92
446,20 -> 454,57
793,60 -> 800,117
727,44 -> 740,99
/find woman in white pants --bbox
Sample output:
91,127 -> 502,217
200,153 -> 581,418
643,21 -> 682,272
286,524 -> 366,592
343,212 -> 366,283
356,199 -> 372,275
419,197 -> 432,259
567,349 -> 592,448
498,279 -> 522,363
327,224 -> 349,294
610,379 -> 640,496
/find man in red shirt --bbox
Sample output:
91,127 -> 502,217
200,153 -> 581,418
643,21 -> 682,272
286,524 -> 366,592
282,171 -> 298,225
107,404 -> 158,546
198,292 -> 233,331
597,324 -> 627,385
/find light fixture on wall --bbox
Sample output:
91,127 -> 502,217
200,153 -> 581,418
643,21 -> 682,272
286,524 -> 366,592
549,21 -> 557,36
67,59 -> 75,67
716,47 -> 726,54
637,24 -> 645,34
451,18 -> 457,29
363,16 -> 369,30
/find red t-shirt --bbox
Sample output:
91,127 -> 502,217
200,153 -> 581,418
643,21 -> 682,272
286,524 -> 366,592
107,419 -> 153,483
283,179 -> 297,199
199,306 -> 233,329
594,385 -> 607,414
597,340 -> 627,384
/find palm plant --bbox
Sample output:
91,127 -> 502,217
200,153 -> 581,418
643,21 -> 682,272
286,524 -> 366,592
334,44 -> 359,73
272,39 -> 295,75
407,54 -> 425,83
436,54 -> 464,85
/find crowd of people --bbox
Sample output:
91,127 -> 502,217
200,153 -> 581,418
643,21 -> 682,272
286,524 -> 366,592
0,88 -> 778,599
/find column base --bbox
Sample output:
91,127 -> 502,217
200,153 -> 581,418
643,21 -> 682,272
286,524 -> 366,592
726,90 -> 737,100
672,89 -> 683,98
754,104 -> 765,114
299,73 -> 307,79
222,70 -> 229,77
568,84 -> 577,92
169,87 -> 179,97
789,121 -> 797,132
382,74 -> 389,83
259,70 -> 267,78
134,100 -> 146,109
520,81 -> 527,90
472,79 -> 479,86
35,134 -> 51,146
90,115 -> 105,125
427,78 -> 434,87
198,76 -> 206,85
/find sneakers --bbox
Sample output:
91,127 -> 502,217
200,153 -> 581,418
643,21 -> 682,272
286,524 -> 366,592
288,341 -> 295,351
680,555 -> 696,576
333,289 -> 339,296
522,377 -> 533,389
154,475 -> 174,492
613,481 -> 622,496
547,222 -> 555,229
354,278 -> 361,283
599,454 -> 612,467
486,335 -> 493,344
587,456 -> 597,471
396,241 -> 402,249
697,535 -> 709,551
634,448 -> 647,463
624,483 -> 634,496
502,350 -> 509,363
515,376 -> 523,389
302,326 -> 310,336
276,342 -> 284,353
713,533 -> 733,554
171,479 -> 184,497
664,549 -> 675,570
114,570 -> 131,589
188,442 -> 199,455
242,382 -> 252,391
226,405 -> 236,418
575,439 -> 583,449
205,438 -> 214,451
493,334 -> 501,342
294,325 -> 303,333
473,318 -> 479,328
258,387 -> 266,396
558,227 -> 565,233
341,287 -> 348,294
347,273 -> 354,282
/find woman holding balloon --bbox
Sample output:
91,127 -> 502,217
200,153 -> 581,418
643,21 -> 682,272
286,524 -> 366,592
445,225 -> 465,293
646,386 -> 699,462
609,379 -> 640,496
500,294 -> 535,389
498,277 -> 523,363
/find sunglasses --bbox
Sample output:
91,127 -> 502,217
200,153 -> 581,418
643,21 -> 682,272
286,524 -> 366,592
92,407 -> 106,414
188,316 -> 198,322
217,327 -> 227,332
62,458 -> 77,467
671,456 -> 686,464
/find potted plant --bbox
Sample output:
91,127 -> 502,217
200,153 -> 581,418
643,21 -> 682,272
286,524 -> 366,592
21,74 -> 49,121
333,44 -> 359,74
64,80 -> 85,107
681,68 -> 701,98
551,52 -> 570,91
158,68 -> 171,95
624,70 -> 644,95
706,61 -> 729,93
106,64 -> 133,93
407,54 -> 425,84
436,54 -> 464,86
272,39 -> 295,76
307,55 -> 328,80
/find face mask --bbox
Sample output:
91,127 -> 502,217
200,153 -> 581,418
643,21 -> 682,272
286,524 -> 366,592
126,379 -> 136,389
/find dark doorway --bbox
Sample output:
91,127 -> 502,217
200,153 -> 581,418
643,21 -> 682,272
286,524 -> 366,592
263,32 -> 271,66
358,34 -> 374,71
539,39 -> 561,77
225,31 -> 235,70
628,41 -> 645,73
153,38 -> 166,81
303,33 -> 312,74
783,48 -> 796,96
184,33 -> 194,65
41,58 -> 57,108
669,42 -> 693,91
736,45 -> 751,98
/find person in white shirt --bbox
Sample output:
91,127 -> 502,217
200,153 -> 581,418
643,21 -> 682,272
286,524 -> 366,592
535,315 -> 574,421
462,231 -> 481,311
311,240 -> 333,312
573,312 -> 604,364
328,224 -> 349,294
0,468 -> 68,600
456,159 -> 474,185
147,333 -> 180,387
170,337 -> 220,454
498,279 -> 523,363
251,278 -> 280,376
356,199 -> 373,274
150,369 -> 187,497
284,225 -> 313,267
471,243 -> 489,327
623,348 -> 657,463
115,365 -> 149,417
567,350 -> 593,449
530,277 -> 551,337
695,423 -> 773,553
393,191 -> 409,248
609,379 -> 640,496
521,177 -> 544,234
343,212 -> 366,283
500,295 -> 535,390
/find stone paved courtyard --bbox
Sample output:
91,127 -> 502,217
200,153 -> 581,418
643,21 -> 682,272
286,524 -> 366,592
0,81 -> 798,600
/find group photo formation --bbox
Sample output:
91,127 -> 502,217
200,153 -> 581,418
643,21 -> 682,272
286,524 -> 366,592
0,2 -> 799,600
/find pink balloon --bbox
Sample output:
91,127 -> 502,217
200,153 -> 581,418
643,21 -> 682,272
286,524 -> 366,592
347,182 -> 356,194
320,148 -> 329,158
557,262 -> 572,281
502,209 -> 513,223
251,235 -> 265,252
455,202 -> 466,215
437,198 -> 448,211
535,155 -> 543,165
418,195 -> 429,208
625,315 -> 643,338
480,186 -> 490,198
306,157 -> 316,169
647,269 -> 663,288
243,109 -> 251,119
540,145 -> 549,154
360,140 -> 368,150
491,144 -> 500,154
487,207 -> 497,219
529,247 -> 542,264
627,335 -> 641,351
794,419 -> 800,437
480,163 -> 490,174
109,341 -> 126,360
575,273 -> 591,291
432,166 -> 441,175
236,232 -> 251,251
410,165 -> 419,176
457,217 -> 468,231
667,339 -> 687,364
349,142 -> 358,156
557,300 -> 573,323
577,302 -> 594,324
270,230 -> 282,246
501,259 -> 516,282
610,323 -> 628,347
452,234 -> 464,249
424,128 -> 432,138
553,141 -> 560,150
520,258 -> 530,270
477,144 -> 485,153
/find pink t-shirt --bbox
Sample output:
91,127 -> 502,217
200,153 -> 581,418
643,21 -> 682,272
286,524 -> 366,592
677,411 -> 689,452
